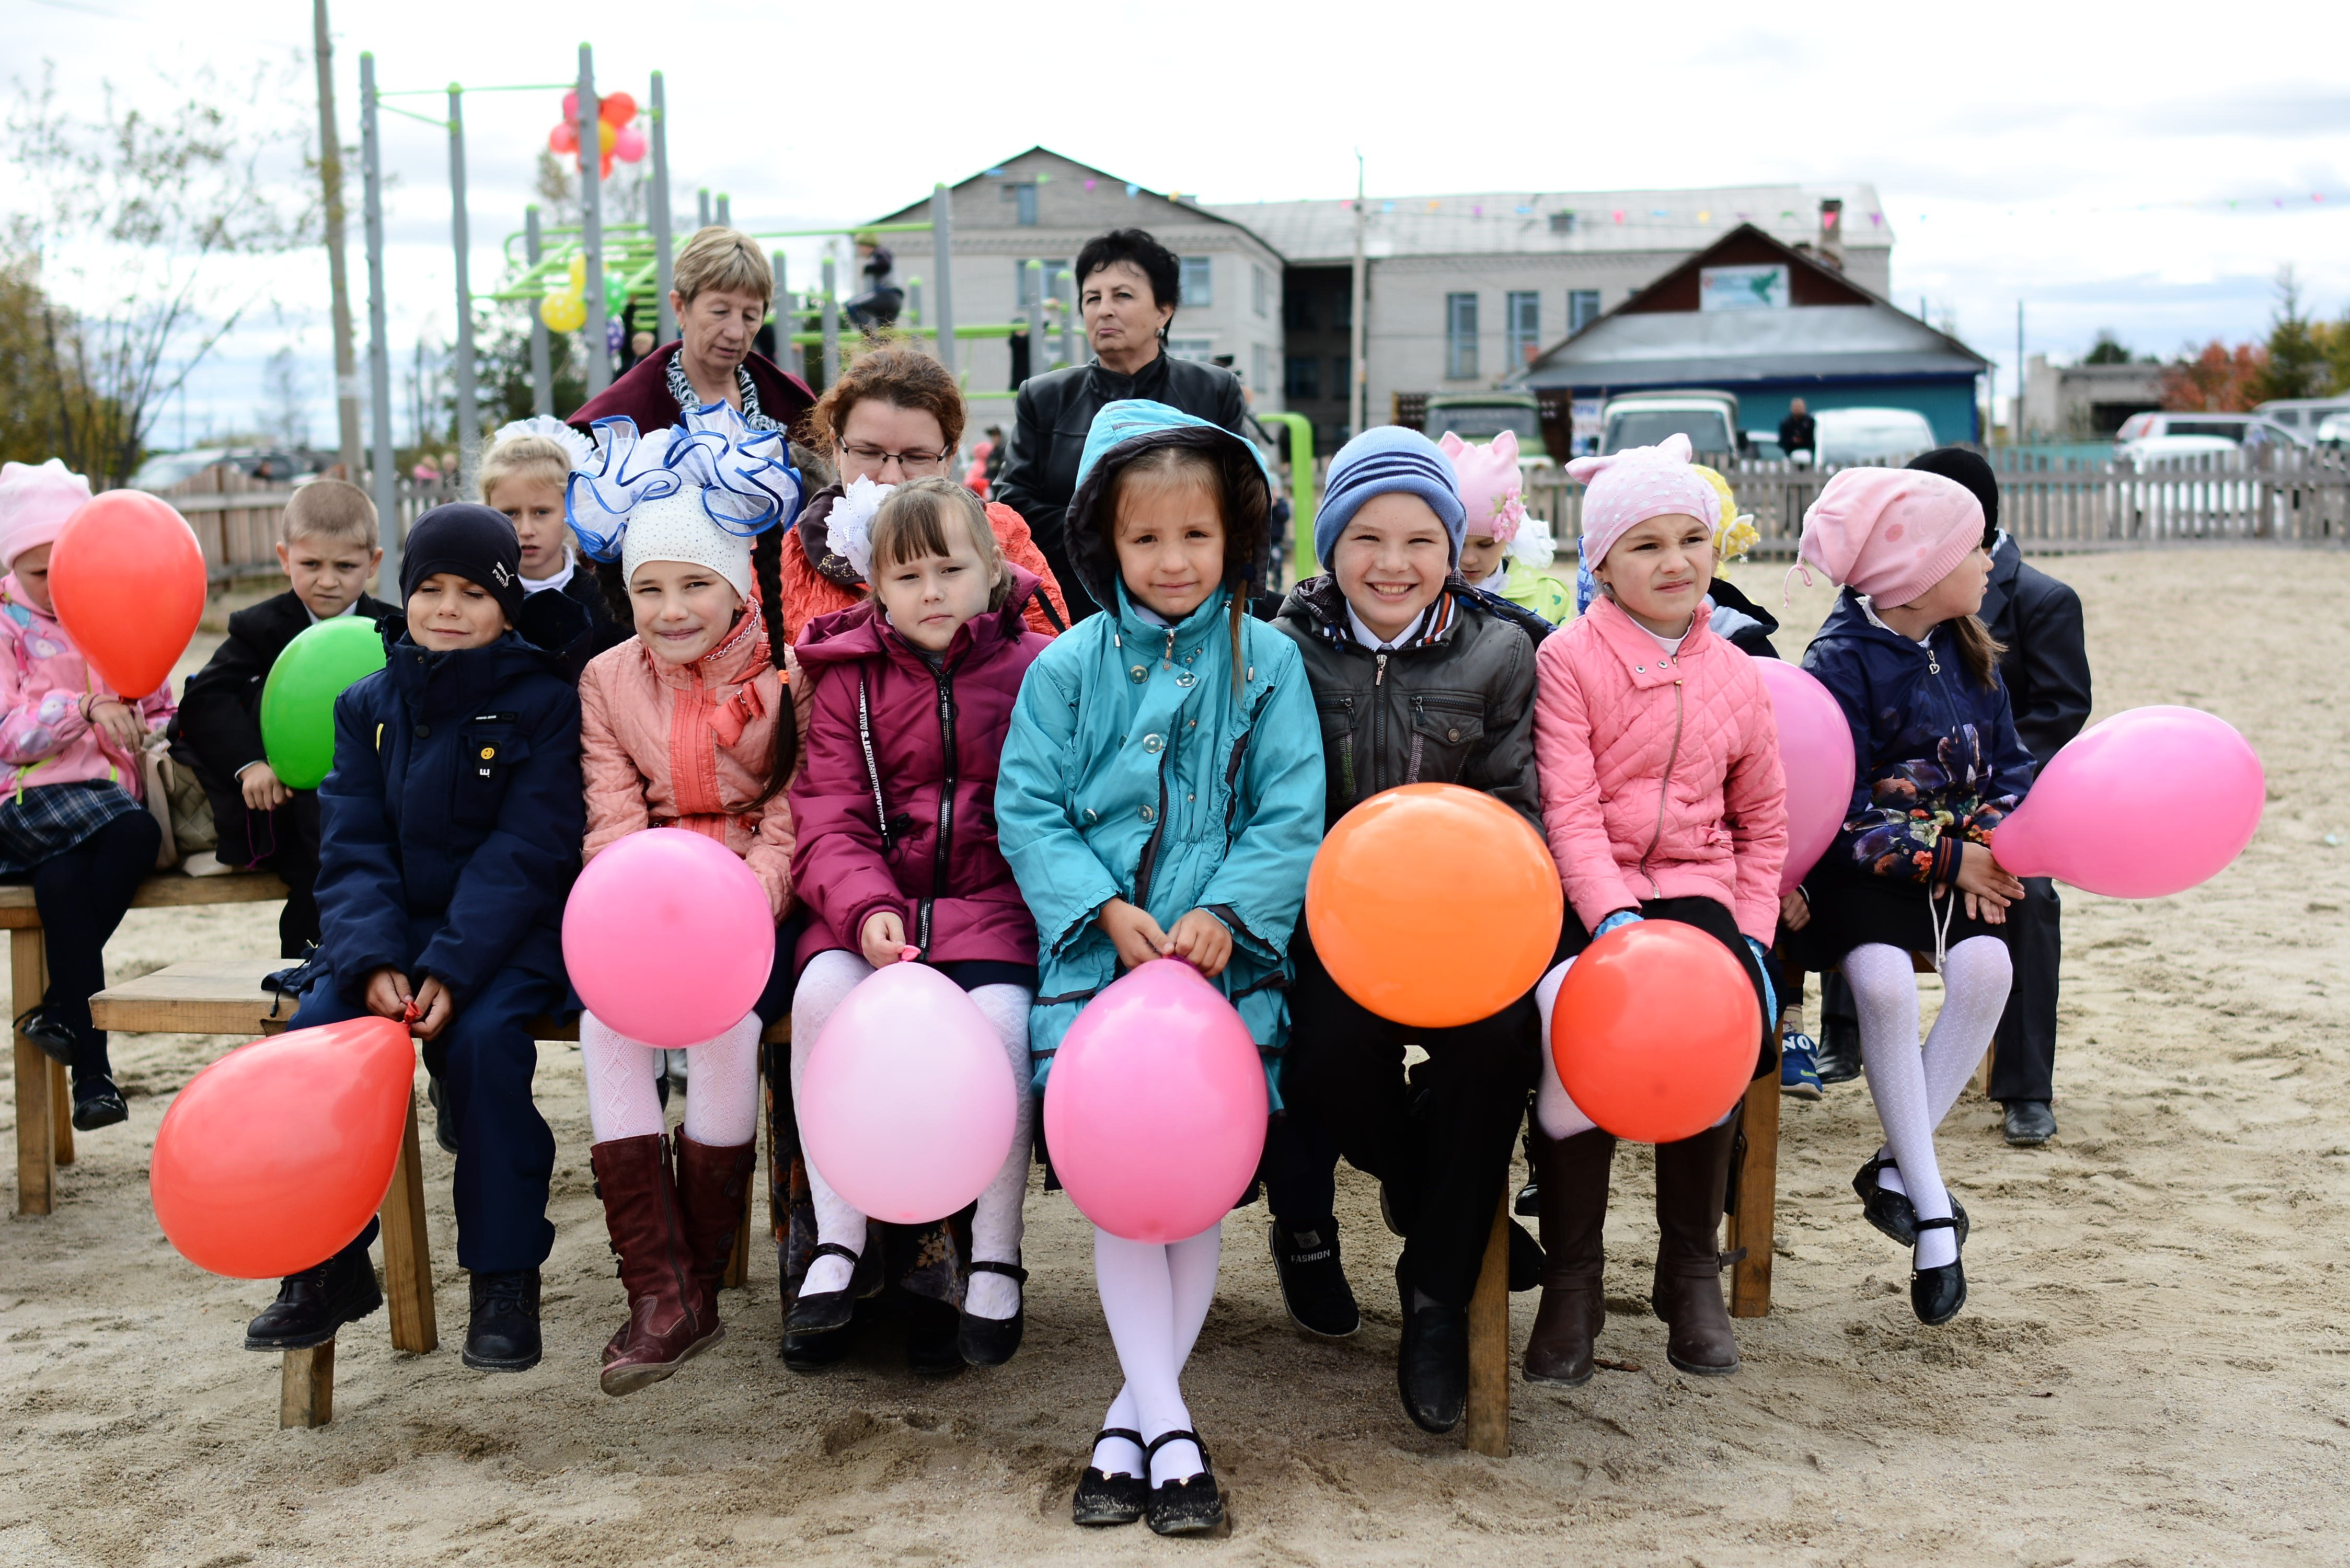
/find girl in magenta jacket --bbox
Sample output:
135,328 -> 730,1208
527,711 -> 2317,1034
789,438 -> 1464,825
0,462 -> 175,1134
1523,434 -> 1787,1388
786,477 -> 1050,1371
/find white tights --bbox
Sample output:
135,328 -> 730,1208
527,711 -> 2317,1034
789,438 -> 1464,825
581,1009 -> 760,1148
788,949 -> 1035,1319
1090,1225 -> 1221,1486
1845,937 -> 2012,1269
1529,956 -> 1735,1140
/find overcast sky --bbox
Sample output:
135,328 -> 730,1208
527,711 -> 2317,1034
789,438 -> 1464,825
9,0 -> 2347,452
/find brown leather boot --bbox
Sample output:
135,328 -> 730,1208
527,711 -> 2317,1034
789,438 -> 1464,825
1522,1127 -> 1617,1386
589,1134 -> 715,1396
675,1133 -> 758,1332
1651,1115 -> 1742,1377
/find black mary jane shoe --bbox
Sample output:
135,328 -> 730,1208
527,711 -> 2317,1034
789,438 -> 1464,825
959,1259 -> 1028,1368
780,1321 -> 856,1373
1143,1431 -> 1224,1537
462,1269 -> 543,1371
785,1241 -> 882,1335
14,1005 -> 77,1067
1853,1155 -> 1968,1249
1909,1216 -> 1967,1326
70,1078 -> 129,1132
1072,1427 -> 1149,1527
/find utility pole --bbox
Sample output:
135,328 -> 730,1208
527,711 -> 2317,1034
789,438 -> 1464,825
313,0 -> 362,478
1348,151 -> 1367,440
359,52 -> 398,583
929,183 -> 956,378
577,44 -> 609,396
448,85 -> 479,483
649,71 -> 676,344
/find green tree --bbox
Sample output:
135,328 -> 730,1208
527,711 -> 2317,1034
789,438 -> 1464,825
0,251 -> 110,467
2084,331 -> 2134,364
2254,267 -> 2329,403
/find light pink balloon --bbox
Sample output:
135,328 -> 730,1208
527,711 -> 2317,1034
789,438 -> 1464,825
1043,960 -> 1268,1243
562,827 -> 774,1048
1992,705 -> 2263,898
1753,656 -> 1857,894
799,962 -> 1018,1225
612,126 -> 648,163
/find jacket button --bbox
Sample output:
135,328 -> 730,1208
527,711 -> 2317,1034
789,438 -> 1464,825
478,746 -> 495,760
1447,728 -> 1460,743
1142,734 -> 1163,753
1634,666 -> 1645,673
414,723 -> 430,737
1082,808 -> 1098,824
1139,805 -> 1156,823
1176,672 -> 1195,688
1130,666 -> 1148,682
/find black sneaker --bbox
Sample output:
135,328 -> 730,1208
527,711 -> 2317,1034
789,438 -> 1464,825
425,1076 -> 457,1156
70,1077 -> 129,1132
463,1269 -> 542,1371
15,1005 -> 77,1066
1269,1218 -> 1361,1338
246,1230 -> 382,1350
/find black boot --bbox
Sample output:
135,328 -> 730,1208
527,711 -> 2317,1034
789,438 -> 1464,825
1522,1127 -> 1616,1386
1814,1014 -> 1862,1085
1269,1217 -> 1361,1338
1394,1259 -> 1469,1433
71,1074 -> 128,1131
1652,1118 -> 1741,1377
245,1223 -> 382,1351
463,1269 -> 543,1371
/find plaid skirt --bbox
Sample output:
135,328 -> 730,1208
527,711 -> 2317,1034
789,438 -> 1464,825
0,779 -> 145,878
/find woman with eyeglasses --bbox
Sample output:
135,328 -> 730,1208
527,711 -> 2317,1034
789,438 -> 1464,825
778,345 -> 1070,642
993,228 -> 1247,623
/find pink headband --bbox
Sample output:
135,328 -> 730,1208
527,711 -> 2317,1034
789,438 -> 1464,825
1437,429 -> 1526,543
1796,467 -> 1985,608
1565,433 -> 1720,570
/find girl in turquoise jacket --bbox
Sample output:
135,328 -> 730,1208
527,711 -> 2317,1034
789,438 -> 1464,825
997,400 -> 1321,1537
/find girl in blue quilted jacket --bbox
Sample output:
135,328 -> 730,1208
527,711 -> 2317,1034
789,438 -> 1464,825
997,401 -> 1322,1537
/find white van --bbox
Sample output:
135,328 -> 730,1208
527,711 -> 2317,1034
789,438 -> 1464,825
1599,390 -> 1741,458
1812,407 -> 1939,466
2253,397 -> 2350,437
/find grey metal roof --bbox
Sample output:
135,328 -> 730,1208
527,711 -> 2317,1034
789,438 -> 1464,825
1205,183 -> 1892,267
1515,303 -> 1986,389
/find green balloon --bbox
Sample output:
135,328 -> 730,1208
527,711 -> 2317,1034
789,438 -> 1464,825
259,617 -> 388,791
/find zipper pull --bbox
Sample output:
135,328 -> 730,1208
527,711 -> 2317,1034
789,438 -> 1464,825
1164,627 -> 1177,669
1375,653 -> 1388,686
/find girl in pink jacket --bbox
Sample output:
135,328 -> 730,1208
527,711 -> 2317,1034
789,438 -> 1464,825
564,403 -> 808,1398
1524,434 -> 1787,1388
0,461 -> 174,1134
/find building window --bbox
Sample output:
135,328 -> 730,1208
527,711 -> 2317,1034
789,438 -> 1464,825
1549,210 -> 1577,235
1180,256 -> 1213,307
1285,355 -> 1320,400
1446,292 -> 1478,379
1332,355 -> 1350,398
1253,264 -> 1271,318
1166,336 -> 1216,362
1569,289 -> 1602,333
1506,291 -> 1540,366
1003,182 -> 1038,226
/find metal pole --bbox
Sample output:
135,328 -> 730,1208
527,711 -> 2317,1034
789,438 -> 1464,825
770,249 -> 787,368
649,72 -> 676,345
1349,152 -> 1367,439
313,0 -> 363,479
447,85 -> 480,485
1057,264 -> 1075,369
526,205 -> 552,416
576,45 -> 608,396
360,53 -> 398,583
930,183 -> 957,376
1026,258 -> 1045,375
715,193 -> 731,228
2015,300 -> 2025,440
907,280 -> 923,332
697,188 -> 710,228
820,253 -> 839,388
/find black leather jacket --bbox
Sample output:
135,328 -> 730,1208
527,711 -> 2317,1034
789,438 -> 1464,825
1272,575 -> 1550,834
994,349 -> 1246,614
1978,533 -> 2091,765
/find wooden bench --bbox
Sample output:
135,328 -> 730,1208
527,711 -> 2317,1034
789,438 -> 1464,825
89,955 -> 787,1427
9,872 -> 291,1218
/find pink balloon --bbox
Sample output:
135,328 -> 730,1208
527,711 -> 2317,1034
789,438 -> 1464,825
1042,960 -> 1268,1243
799,962 -> 1018,1225
1992,705 -> 2263,898
562,827 -> 775,1048
612,126 -> 648,163
561,89 -> 579,121
1753,656 -> 1857,894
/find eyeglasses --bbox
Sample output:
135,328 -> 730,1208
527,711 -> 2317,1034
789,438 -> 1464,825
838,442 -> 952,475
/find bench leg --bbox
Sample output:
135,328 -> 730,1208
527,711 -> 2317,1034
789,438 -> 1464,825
724,1173 -> 752,1291
1726,1037 -> 1781,1320
280,1340 -> 335,1428
14,928 -> 53,1215
1463,1195 -> 1511,1458
378,1090 -> 437,1355
1976,1038 -> 1997,1099
50,1059 -> 73,1167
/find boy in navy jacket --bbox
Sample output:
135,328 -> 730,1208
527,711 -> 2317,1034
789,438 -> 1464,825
243,505 -> 589,1373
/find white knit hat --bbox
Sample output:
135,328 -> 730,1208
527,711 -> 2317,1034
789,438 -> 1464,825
563,401 -> 799,601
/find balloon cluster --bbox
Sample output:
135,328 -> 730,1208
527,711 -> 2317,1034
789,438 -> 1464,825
546,89 -> 644,182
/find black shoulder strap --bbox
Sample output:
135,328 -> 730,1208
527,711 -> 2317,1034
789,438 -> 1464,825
856,670 -> 892,850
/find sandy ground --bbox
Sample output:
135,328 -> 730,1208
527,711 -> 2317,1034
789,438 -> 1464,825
2,547 -> 2346,1567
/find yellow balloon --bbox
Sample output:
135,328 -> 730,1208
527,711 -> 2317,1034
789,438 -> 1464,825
596,120 -> 616,155
567,255 -> 586,290
539,291 -> 586,332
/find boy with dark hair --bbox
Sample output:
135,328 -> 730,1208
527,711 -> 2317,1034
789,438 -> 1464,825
171,479 -> 396,955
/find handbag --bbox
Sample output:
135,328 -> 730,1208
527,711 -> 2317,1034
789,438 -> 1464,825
140,733 -> 219,870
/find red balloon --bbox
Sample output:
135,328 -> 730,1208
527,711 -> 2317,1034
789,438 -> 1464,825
598,90 -> 637,127
549,121 -> 578,155
151,1017 -> 416,1278
1552,921 -> 1757,1144
49,489 -> 205,699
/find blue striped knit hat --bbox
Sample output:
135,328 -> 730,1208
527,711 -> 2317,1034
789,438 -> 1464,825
1316,425 -> 1467,568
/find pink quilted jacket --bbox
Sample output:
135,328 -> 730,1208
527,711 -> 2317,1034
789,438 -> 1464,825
1531,595 -> 1788,943
0,575 -> 174,800
579,603 -> 813,920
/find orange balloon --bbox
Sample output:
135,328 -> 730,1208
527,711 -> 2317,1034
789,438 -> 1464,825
49,490 -> 205,699
1306,782 -> 1562,1028
1552,921 -> 1757,1143
150,1017 -> 416,1278
598,90 -> 637,127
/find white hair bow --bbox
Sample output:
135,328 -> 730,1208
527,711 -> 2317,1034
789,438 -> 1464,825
562,401 -> 801,563
490,414 -> 594,471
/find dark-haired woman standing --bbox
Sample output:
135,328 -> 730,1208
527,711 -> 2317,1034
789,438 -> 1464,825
993,228 -> 1247,621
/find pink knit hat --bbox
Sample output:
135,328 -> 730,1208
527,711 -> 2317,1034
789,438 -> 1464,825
1437,429 -> 1526,542
1565,433 -> 1721,570
0,460 -> 93,572
1797,467 -> 1985,607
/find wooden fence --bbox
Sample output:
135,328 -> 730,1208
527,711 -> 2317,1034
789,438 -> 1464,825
1525,447 -> 2350,555
161,467 -> 463,584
